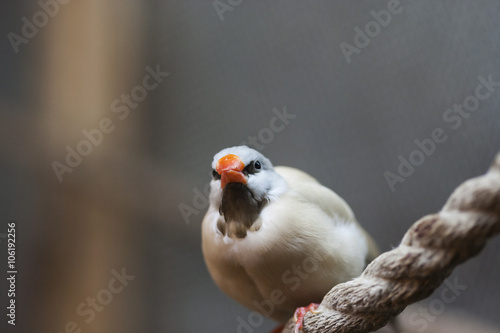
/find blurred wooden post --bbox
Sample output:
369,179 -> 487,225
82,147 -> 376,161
36,1 -> 145,333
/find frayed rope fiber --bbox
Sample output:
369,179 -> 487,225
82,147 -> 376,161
282,153 -> 500,333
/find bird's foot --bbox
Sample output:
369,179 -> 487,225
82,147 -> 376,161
293,303 -> 322,333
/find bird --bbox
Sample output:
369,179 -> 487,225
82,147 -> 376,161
202,145 -> 379,332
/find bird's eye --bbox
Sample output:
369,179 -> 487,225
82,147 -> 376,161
243,160 -> 263,175
212,169 -> 221,180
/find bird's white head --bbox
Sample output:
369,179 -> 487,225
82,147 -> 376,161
208,146 -> 287,237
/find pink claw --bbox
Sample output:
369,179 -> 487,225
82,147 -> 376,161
293,303 -> 321,333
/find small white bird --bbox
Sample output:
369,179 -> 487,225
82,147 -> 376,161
202,146 -> 379,331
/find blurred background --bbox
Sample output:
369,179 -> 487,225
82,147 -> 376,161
1,1 -> 499,332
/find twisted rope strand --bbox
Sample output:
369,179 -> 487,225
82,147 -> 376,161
282,153 -> 500,333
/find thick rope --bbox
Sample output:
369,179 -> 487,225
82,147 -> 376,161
282,153 -> 500,333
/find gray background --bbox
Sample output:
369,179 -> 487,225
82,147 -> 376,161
1,1 -> 499,332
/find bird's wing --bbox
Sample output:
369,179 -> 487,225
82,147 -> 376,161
275,166 -> 355,221
275,166 -> 380,262
273,166 -> 321,184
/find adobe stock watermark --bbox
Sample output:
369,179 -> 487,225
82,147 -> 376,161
384,74 -> 500,192
213,0 -> 244,21
7,0 -> 73,54
51,64 -> 170,182
51,267 -> 135,333
178,106 -> 296,224
407,276 -> 467,332
228,248 -> 331,333
340,0 -> 404,64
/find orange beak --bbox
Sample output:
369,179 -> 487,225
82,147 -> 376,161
216,154 -> 247,189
